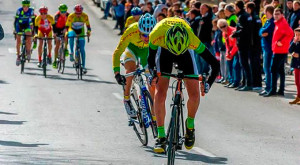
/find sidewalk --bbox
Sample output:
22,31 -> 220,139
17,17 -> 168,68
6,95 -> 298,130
83,0 -> 299,102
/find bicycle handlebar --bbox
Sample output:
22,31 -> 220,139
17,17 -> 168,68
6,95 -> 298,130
124,68 -> 146,78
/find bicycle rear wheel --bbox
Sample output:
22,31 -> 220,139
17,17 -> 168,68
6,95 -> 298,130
167,105 -> 179,165
143,90 -> 157,138
130,89 -> 148,146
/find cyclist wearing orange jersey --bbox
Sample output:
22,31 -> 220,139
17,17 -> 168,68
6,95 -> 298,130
35,6 -> 54,67
65,4 -> 91,74
52,4 -> 69,69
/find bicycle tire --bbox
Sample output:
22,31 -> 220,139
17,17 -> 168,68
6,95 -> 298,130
20,46 -> 25,74
61,44 -> 65,74
43,44 -> 47,78
57,47 -> 62,73
130,92 -> 148,146
143,90 -> 157,138
167,105 -> 179,165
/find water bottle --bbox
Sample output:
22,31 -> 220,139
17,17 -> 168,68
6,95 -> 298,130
140,96 -> 150,128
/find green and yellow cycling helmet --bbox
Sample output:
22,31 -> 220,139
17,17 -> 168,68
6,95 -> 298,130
59,4 -> 68,12
165,24 -> 189,55
22,0 -> 30,6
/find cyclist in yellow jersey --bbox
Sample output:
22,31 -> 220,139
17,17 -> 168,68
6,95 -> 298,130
124,7 -> 142,29
113,13 -> 156,120
65,4 -> 91,74
148,17 -> 220,153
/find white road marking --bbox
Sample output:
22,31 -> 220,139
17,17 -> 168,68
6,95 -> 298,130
192,147 -> 217,157
113,93 -> 123,100
8,48 -> 16,54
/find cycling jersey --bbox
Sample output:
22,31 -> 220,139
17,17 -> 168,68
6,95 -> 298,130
53,11 -> 69,35
112,22 -> 149,72
149,17 -> 205,54
125,16 -> 136,29
35,14 -> 55,37
14,7 -> 34,34
65,12 -> 91,35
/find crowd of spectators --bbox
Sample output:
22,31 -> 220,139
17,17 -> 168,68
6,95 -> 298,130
101,0 -> 300,104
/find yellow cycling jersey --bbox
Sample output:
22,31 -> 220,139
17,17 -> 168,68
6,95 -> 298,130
66,12 -> 91,32
125,16 -> 136,29
35,14 -> 54,32
149,17 -> 205,54
112,22 -> 148,72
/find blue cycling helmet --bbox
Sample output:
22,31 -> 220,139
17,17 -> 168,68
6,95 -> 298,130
131,7 -> 142,16
138,13 -> 156,34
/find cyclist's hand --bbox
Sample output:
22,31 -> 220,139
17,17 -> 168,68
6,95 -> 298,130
115,73 -> 126,85
87,31 -> 91,37
149,68 -> 158,86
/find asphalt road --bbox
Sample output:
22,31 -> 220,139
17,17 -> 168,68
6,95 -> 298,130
0,0 -> 299,164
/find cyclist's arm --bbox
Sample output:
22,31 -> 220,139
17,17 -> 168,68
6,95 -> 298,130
196,45 -> 220,87
148,42 -> 158,72
53,14 -> 59,34
34,15 -> 40,34
112,30 -> 132,73
84,14 -> 91,33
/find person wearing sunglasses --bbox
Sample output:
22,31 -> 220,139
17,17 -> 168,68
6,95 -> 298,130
52,4 -> 69,69
147,17 -> 220,153
35,6 -> 55,68
14,0 -> 35,66
65,4 -> 91,74
112,13 -> 156,120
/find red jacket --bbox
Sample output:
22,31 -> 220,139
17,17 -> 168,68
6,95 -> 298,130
272,17 -> 294,54
223,26 -> 238,60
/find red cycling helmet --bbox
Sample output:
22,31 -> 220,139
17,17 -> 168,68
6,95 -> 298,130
39,6 -> 48,14
74,4 -> 83,14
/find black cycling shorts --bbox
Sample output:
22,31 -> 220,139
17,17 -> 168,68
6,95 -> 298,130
54,28 -> 65,36
155,47 -> 199,75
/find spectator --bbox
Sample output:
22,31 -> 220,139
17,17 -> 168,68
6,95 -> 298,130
154,0 -> 160,10
290,0 -> 300,30
153,4 -> 168,18
213,5 -> 219,14
113,0 -> 125,35
265,8 -> 293,97
193,1 -> 202,10
232,0 -> 253,91
259,5 -> 275,96
174,9 -> 184,17
286,0 -> 294,24
289,27 -> 300,104
218,19 -> 241,88
125,2 -> 133,20
187,9 -> 201,33
184,0 -> 190,14
157,12 -> 166,22
167,7 -> 174,17
172,2 -> 181,11
145,2 -> 154,14
224,4 -> 237,27
272,0 -> 282,8
219,2 -> 227,10
246,2 -> 263,90
196,3 -> 214,74
101,0 -> 112,19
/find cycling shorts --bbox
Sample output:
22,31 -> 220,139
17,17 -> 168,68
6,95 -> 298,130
54,28 -> 65,36
37,30 -> 53,38
16,23 -> 31,34
120,45 -> 148,68
155,47 -> 198,75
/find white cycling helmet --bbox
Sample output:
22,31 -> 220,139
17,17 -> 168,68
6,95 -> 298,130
138,13 -> 156,34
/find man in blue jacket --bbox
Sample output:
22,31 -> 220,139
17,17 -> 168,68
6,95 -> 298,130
259,5 -> 275,96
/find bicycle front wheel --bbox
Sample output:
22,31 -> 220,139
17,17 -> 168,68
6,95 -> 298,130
43,52 -> 47,78
167,105 -> 179,165
130,92 -> 148,146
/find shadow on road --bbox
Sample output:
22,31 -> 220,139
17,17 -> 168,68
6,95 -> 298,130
0,140 -> 48,147
0,80 -> 9,84
0,111 -> 17,115
0,120 -> 26,125
143,146 -> 228,164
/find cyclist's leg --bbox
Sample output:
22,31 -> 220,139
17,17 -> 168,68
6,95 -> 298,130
78,38 -> 86,68
47,31 -> 53,58
68,30 -> 75,55
37,30 -> 44,63
176,49 -> 199,150
15,24 -> 22,57
24,25 -> 32,55
121,49 -> 137,97
54,33 -> 60,61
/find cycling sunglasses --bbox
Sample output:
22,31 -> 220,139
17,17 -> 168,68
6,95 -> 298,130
22,4 -> 30,7
41,13 -> 47,15
141,33 -> 149,38
220,25 -> 227,29
60,11 -> 67,14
